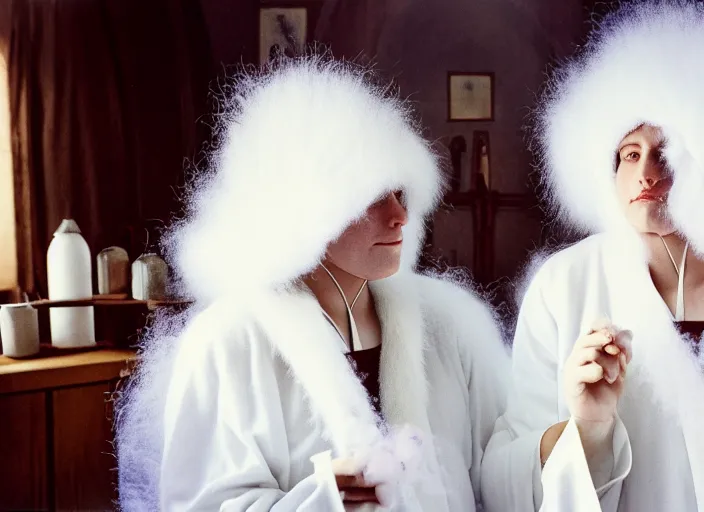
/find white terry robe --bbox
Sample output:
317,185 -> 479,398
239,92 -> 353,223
481,232 -> 704,512
160,273 -> 509,511
115,56 -> 511,512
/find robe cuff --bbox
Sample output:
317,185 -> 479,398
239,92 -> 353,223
595,414 -> 632,496
539,416 -> 632,510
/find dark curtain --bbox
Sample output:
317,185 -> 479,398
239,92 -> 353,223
4,0 -> 215,297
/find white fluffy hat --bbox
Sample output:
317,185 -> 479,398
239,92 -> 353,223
165,55 -> 444,303
535,0 -> 704,252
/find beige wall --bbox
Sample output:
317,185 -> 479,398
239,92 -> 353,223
0,53 -> 17,290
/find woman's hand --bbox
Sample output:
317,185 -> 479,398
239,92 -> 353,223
541,321 -> 633,467
332,458 -> 380,505
562,322 -> 632,464
563,325 -> 632,426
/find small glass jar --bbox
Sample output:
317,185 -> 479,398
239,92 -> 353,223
131,254 -> 168,301
97,247 -> 130,295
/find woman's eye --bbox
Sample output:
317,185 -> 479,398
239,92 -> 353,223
624,151 -> 639,162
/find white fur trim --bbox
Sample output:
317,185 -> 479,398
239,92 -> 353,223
164,56 -> 444,303
535,0 -> 704,251
252,287 -> 384,455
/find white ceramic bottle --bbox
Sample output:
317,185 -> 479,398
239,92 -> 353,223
47,219 -> 96,348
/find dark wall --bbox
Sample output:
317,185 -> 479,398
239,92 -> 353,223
200,0 -> 258,67
315,0 -> 586,284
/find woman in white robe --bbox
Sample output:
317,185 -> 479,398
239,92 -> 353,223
114,55 -> 509,511
481,2 -> 704,511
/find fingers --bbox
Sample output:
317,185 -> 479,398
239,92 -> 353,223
576,362 -> 604,384
618,351 -> 628,375
335,474 -> 374,489
604,343 -> 620,356
577,328 -> 633,367
333,458 -> 380,504
574,347 -> 600,365
589,317 -> 613,333
571,359 -> 618,397
332,457 -> 364,475
340,488 -> 380,503
615,330 -> 633,363
587,323 -> 634,362
573,344 -> 627,384
578,330 -> 616,349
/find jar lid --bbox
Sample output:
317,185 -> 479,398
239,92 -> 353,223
53,219 -> 82,236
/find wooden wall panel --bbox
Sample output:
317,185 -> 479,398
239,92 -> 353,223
53,383 -> 116,511
0,392 -> 48,511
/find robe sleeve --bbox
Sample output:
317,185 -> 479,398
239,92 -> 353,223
480,265 -> 632,512
160,318 -> 340,512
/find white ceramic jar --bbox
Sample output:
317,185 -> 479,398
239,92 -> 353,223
0,303 -> 40,357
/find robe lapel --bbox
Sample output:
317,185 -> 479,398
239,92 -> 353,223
371,275 -> 451,512
253,288 -> 384,457
606,235 -> 704,507
371,275 -> 429,429
257,279 -> 449,511
262,275 -> 435,441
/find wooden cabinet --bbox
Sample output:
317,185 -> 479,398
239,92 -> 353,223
0,348 -> 136,511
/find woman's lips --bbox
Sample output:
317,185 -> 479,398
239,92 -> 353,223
631,191 -> 666,203
376,240 -> 402,246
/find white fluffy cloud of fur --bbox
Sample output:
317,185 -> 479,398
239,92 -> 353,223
533,0 -> 704,253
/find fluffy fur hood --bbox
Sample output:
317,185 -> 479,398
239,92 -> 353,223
164,55 -> 444,303
535,0 -> 704,253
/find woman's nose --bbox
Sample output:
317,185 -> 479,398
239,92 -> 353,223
638,156 -> 666,188
387,193 -> 408,228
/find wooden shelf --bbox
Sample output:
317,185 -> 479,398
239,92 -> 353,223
28,295 -> 191,310
0,343 -> 137,394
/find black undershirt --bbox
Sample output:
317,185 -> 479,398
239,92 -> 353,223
345,345 -> 382,415
674,321 -> 704,357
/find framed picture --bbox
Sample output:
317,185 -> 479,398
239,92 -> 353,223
259,7 -> 308,65
447,72 -> 494,121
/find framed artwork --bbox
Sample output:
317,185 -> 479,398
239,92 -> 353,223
259,6 -> 308,65
447,72 -> 494,121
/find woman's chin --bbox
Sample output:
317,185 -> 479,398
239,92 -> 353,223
632,220 -> 677,237
627,208 -> 675,237
361,261 -> 401,281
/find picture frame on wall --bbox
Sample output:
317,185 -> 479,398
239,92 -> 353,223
259,6 -> 308,65
447,72 -> 494,121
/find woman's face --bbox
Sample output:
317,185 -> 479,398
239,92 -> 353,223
325,191 -> 409,281
615,125 -> 675,235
